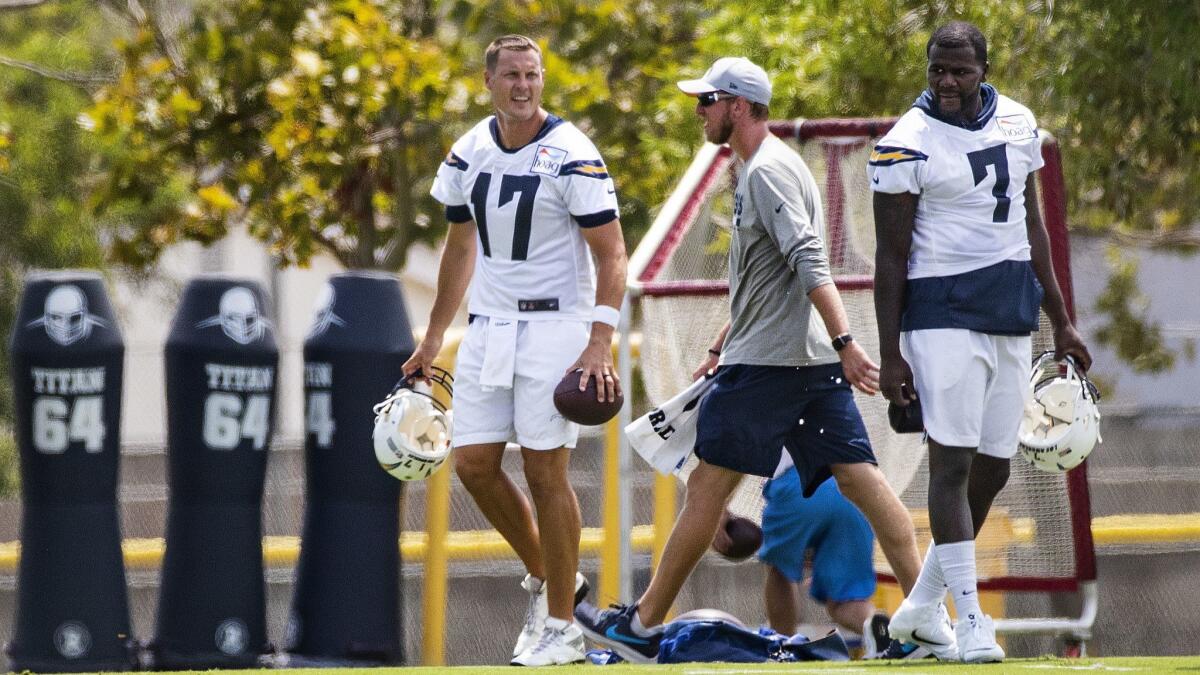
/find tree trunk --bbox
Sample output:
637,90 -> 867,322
393,135 -> 414,268
353,164 -> 377,270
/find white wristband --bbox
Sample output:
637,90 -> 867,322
591,305 -> 621,328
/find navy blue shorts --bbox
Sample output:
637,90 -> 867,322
694,363 -> 876,496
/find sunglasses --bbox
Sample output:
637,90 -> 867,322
697,91 -> 737,107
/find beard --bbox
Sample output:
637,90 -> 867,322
931,88 -> 979,120
706,113 -> 734,145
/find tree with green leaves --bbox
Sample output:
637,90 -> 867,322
87,1 -> 471,269
1026,0 -> 1200,374
656,0 -> 1198,375
0,0 -> 131,495
84,0 -> 707,270
5,0 -> 1195,377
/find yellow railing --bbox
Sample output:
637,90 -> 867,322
0,527 -> 662,571
421,443 -> 453,666
599,410 -> 623,604
2,513 -> 1192,573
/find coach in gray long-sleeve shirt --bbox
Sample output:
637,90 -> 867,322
571,57 -> 922,658
724,133 -> 838,367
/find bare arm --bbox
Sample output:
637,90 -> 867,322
693,321 -> 731,380
809,282 -> 879,395
569,219 -> 628,401
872,190 -> 919,405
1025,176 -> 1092,371
402,220 -> 477,382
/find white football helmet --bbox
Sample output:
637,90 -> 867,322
372,366 -> 454,481
1018,352 -> 1101,473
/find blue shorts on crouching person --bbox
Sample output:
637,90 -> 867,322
694,363 -> 876,496
758,470 -> 877,603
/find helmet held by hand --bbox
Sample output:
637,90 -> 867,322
372,366 -> 455,481
1018,352 -> 1101,473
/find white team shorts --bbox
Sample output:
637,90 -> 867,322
451,316 -> 590,450
900,328 -> 1032,458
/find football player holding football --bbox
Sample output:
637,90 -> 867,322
402,34 -> 627,666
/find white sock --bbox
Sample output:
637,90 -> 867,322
936,540 -> 982,619
630,605 -> 662,636
907,542 -> 948,606
545,616 -> 571,631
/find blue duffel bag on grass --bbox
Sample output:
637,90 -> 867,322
657,619 -> 850,663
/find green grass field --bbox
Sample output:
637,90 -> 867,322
136,657 -> 1200,674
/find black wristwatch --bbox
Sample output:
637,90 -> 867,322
831,333 -> 854,352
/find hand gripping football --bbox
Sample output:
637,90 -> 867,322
553,369 -> 623,425
711,512 -> 763,562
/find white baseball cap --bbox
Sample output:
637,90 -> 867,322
677,57 -> 772,106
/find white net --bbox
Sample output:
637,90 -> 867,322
633,126 -> 1089,588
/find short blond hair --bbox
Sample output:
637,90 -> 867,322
485,35 -> 542,72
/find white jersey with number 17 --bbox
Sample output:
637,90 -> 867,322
869,90 -> 1044,280
430,114 -> 619,321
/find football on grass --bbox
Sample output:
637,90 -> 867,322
553,369 -> 623,425
712,514 -> 762,562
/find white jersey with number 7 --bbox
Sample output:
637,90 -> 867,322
868,91 -> 1044,280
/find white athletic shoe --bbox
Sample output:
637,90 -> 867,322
514,574 -> 548,658
512,572 -> 589,658
956,612 -> 1005,663
510,617 -> 586,666
888,598 -> 959,661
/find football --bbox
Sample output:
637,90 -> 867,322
553,369 -> 623,425
711,513 -> 762,562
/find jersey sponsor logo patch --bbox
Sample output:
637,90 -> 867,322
531,144 -> 568,176
869,145 -> 929,166
996,114 -> 1037,141
560,158 -> 610,180
517,298 -> 560,312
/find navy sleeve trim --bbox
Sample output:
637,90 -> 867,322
445,204 -> 473,223
868,145 -> 929,166
574,209 -> 617,228
561,159 -> 610,180
443,151 -> 469,171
